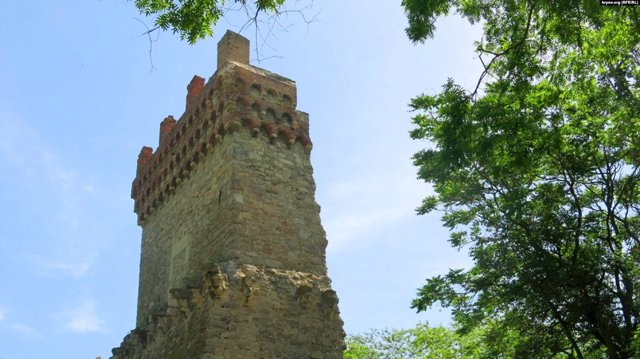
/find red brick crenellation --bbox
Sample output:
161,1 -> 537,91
136,147 -> 153,176
159,116 -> 177,147
186,75 -> 205,110
131,63 -> 311,225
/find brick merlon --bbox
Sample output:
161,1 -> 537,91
136,146 -> 153,176
186,76 -> 205,110
159,116 -> 177,147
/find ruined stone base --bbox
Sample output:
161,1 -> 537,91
111,261 -> 345,359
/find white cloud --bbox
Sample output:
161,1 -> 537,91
35,257 -> 93,278
17,253 -> 95,279
0,306 -> 41,339
322,172 -> 435,252
10,322 -> 40,339
63,302 -> 105,333
324,207 -> 405,248
0,112 -> 99,278
0,112 -> 87,223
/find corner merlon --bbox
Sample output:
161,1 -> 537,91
217,30 -> 250,69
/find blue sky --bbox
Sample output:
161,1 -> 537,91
0,1 -> 483,358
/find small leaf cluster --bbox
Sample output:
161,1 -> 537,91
132,0 -> 285,44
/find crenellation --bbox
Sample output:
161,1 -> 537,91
131,60 -> 310,225
159,116 -> 176,148
186,75 -> 205,110
136,146 -> 153,176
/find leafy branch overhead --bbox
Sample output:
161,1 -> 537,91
404,0 -> 640,358
132,0 -> 286,44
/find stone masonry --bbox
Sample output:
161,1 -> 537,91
111,31 -> 345,359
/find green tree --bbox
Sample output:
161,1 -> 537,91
403,0 -> 640,358
344,322 -> 502,359
131,0 -> 286,44
344,326 -> 423,359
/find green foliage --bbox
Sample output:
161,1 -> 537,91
344,322 -> 512,359
404,1 -> 640,358
132,0 -> 286,44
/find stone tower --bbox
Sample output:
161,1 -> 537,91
112,31 -> 345,359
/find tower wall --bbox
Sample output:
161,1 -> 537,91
113,31 -> 344,359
